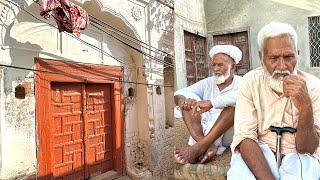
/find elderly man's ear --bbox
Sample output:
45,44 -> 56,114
232,63 -> 237,72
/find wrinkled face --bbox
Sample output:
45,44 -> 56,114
211,53 -> 236,84
261,34 -> 298,80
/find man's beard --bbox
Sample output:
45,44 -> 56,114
266,70 -> 291,93
259,51 -> 298,93
265,64 -> 297,94
213,65 -> 232,85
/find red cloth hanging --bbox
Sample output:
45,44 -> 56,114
40,0 -> 89,37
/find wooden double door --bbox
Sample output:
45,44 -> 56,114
49,82 -> 113,179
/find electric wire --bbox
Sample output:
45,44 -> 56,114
5,0 -> 170,75
30,0 -> 174,61
0,64 -> 174,87
90,20 -> 174,68
89,15 -> 173,59
6,0 -> 127,65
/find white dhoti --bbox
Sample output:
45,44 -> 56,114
227,143 -> 320,180
174,92 -> 234,155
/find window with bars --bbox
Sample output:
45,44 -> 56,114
308,16 -> 320,67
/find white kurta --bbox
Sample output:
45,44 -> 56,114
174,75 -> 242,154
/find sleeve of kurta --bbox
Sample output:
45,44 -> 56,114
174,79 -> 206,100
310,80 -> 320,159
231,76 -> 259,154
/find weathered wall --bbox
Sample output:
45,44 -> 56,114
174,0 -> 207,89
147,0 -> 175,179
205,0 -> 320,77
2,70 -> 36,179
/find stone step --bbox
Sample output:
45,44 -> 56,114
174,148 -> 231,180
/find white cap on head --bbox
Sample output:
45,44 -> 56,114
209,45 -> 242,64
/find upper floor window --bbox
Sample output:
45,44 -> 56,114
308,16 -> 320,67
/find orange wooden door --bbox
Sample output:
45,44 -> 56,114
84,84 -> 113,177
50,82 -> 113,179
51,83 -> 85,179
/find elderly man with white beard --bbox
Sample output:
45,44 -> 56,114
174,45 -> 243,164
227,22 -> 320,179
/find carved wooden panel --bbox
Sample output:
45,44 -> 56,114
36,59 -> 124,179
51,83 -> 85,179
85,84 -> 113,177
184,31 -> 207,85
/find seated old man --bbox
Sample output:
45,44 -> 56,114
227,22 -> 320,179
174,44 -> 243,164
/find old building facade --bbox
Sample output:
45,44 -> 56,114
174,0 -> 320,89
0,0 -> 174,179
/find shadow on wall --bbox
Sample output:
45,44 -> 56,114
150,0 -> 174,76
2,1 -> 125,93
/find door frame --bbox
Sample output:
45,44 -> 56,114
207,27 -> 252,74
35,58 -> 124,178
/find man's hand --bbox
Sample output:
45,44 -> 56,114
283,75 -> 311,111
283,74 -> 319,154
192,100 -> 213,116
178,98 -> 197,111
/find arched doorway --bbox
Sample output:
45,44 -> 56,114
0,0 -> 149,179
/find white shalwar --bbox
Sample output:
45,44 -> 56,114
227,143 -> 320,180
174,75 -> 242,155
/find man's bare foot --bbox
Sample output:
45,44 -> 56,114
199,144 -> 218,163
174,144 -> 206,164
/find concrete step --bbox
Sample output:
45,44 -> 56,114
174,148 -> 231,180
90,170 -> 129,180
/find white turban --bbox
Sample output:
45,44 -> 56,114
209,45 -> 242,64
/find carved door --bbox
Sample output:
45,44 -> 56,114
184,31 -> 207,85
50,82 -> 113,179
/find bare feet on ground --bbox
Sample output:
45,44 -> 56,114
174,146 -> 200,164
199,144 -> 218,163
174,144 -> 217,164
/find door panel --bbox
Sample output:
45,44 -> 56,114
85,84 -> 113,177
50,83 -> 113,179
184,31 -> 207,86
51,83 -> 85,180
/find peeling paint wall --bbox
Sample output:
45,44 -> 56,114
2,72 -> 36,179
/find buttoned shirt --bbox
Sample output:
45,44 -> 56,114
231,67 -> 320,160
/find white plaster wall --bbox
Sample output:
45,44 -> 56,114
0,68 -> 3,178
174,0 -> 207,89
2,76 -> 36,179
205,0 -> 320,78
